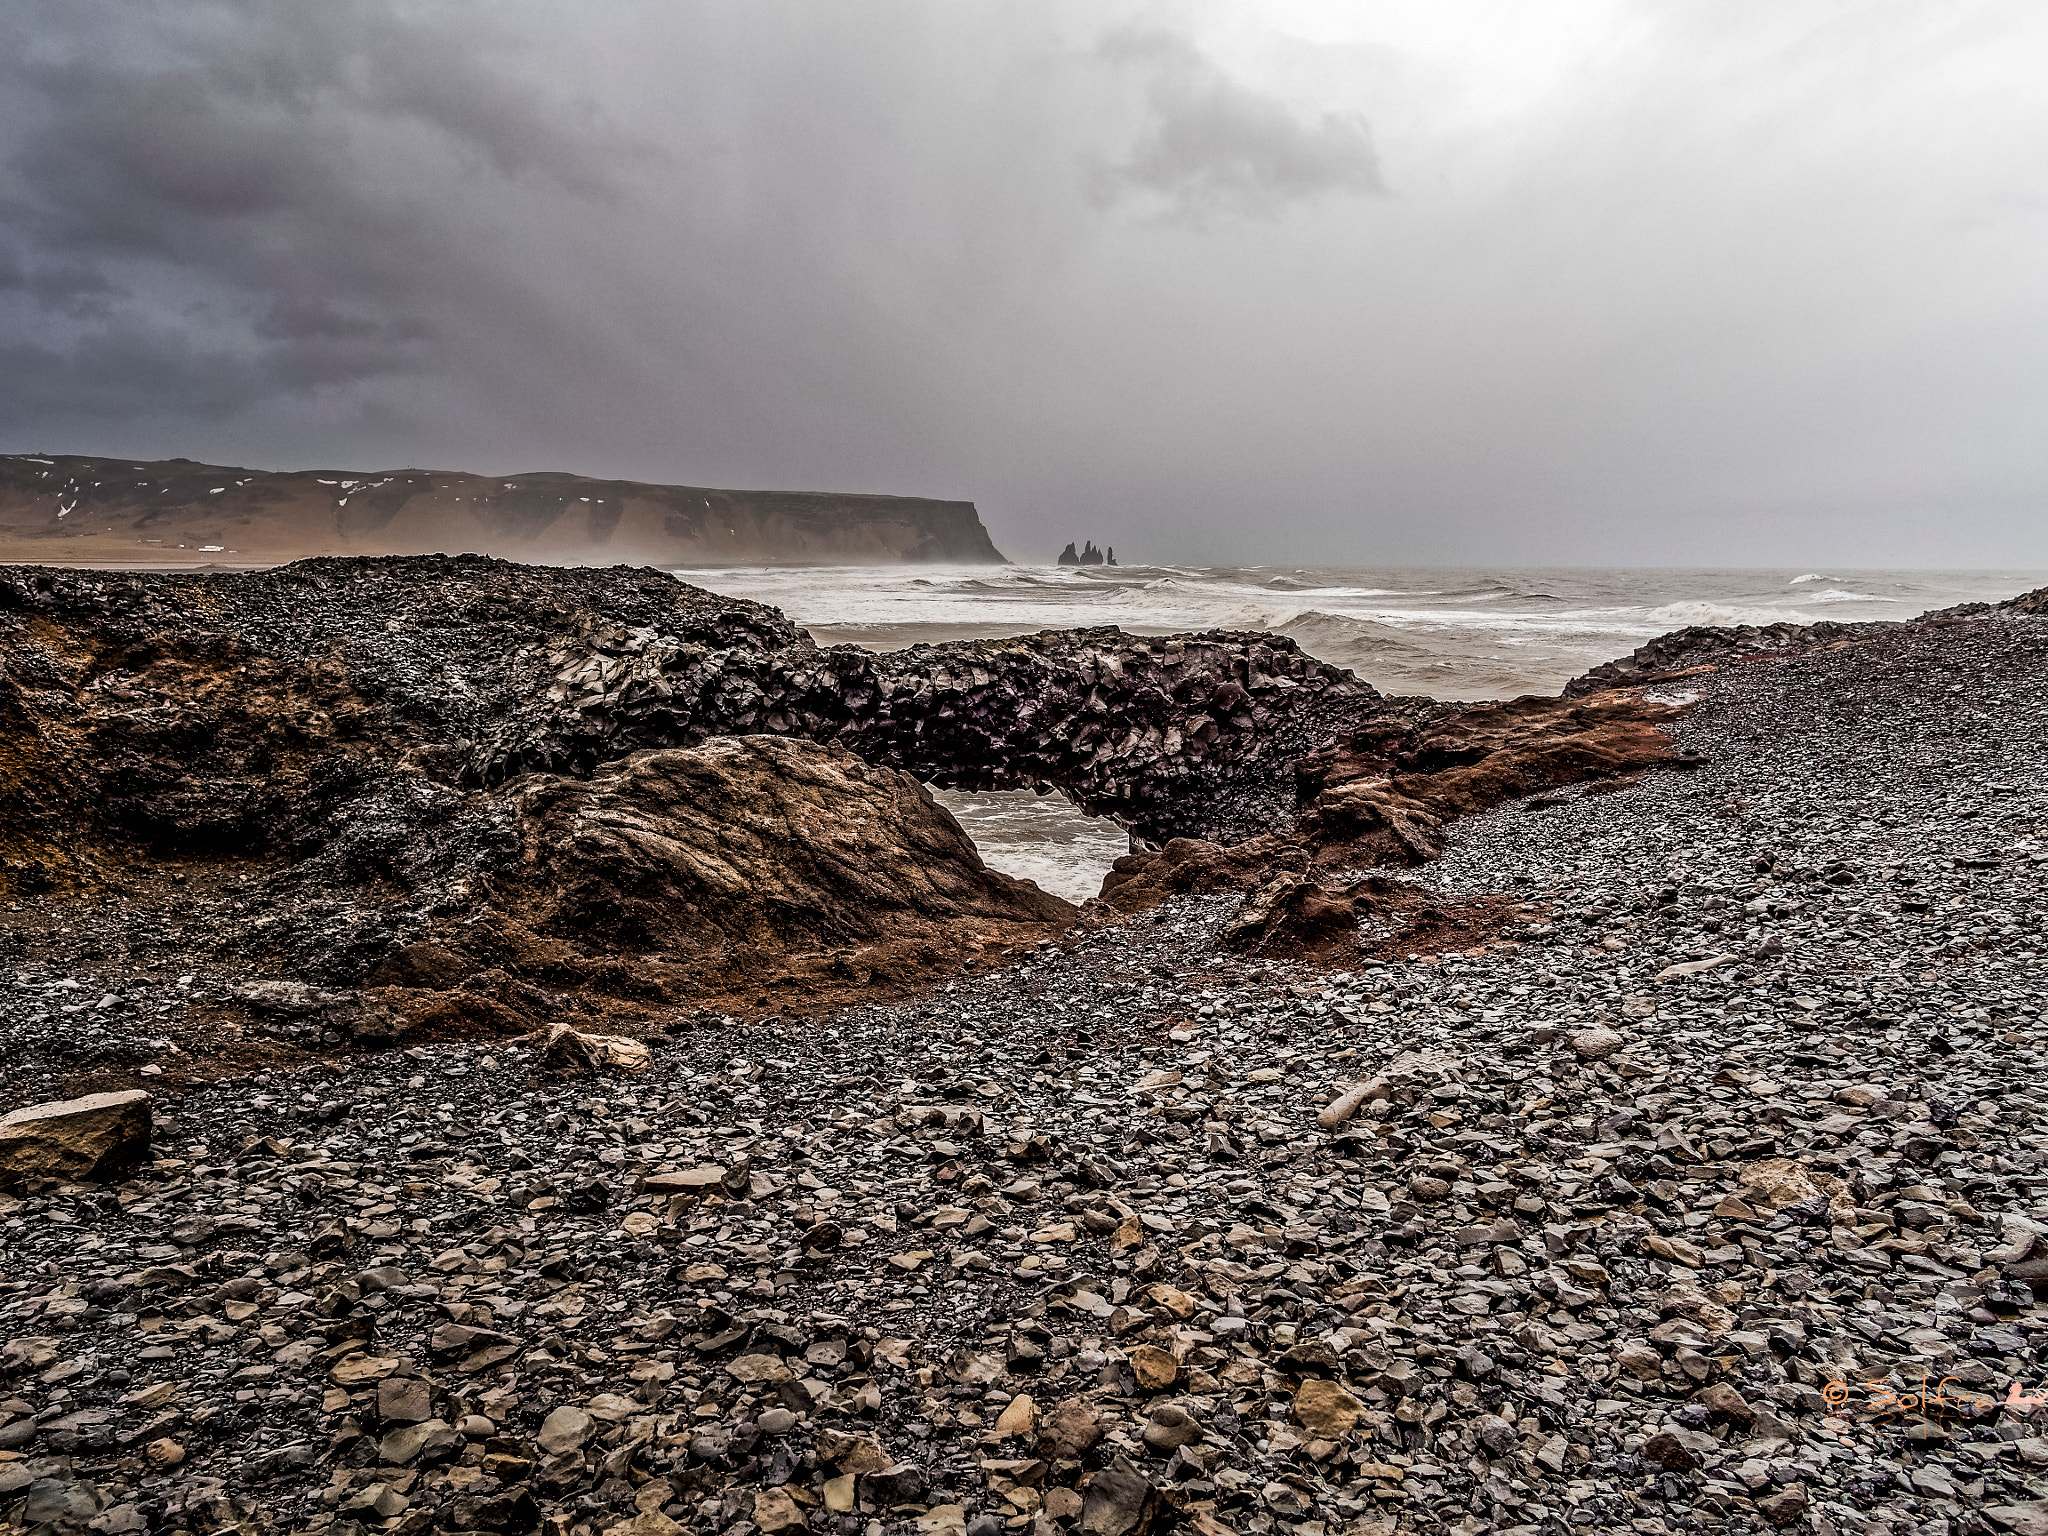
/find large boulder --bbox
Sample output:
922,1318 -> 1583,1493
0,1089 -> 152,1189
364,736 -> 1078,1016
507,736 -> 1075,952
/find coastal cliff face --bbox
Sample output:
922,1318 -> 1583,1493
0,454 -> 1005,565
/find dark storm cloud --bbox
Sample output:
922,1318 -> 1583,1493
1093,29 -> 1382,217
0,0 -> 632,423
1,1 -> 2045,567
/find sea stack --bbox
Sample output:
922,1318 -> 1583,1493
1057,539 -> 1113,566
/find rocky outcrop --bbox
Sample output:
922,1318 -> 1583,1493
1218,872 -> 1425,960
367,737 -> 1075,1011
0,454 -> 1006,565
0,557 -> 1379,870
2003,582 -> 2048,616
1100,691 -> 1699,918
1563,620 -> 1883,695
1566,584 -> 2048,696
2,556 -> 1373,1036
0,554 -> 1736,1043
1056,541 -> 1114,567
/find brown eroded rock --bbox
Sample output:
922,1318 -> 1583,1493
0,1089 -> 151,1189
1037,1399 -> 1104,1460
1101,688 -> 1696,919
1217,872 -> 1422,960
355,736 -> 1080,1032
501,736 -> 1074,964
1291,689 -> 1699,858
533,1024 -> 651,1076
1292,1378 -> 1365,1438
1127,1345 -> 1179,1391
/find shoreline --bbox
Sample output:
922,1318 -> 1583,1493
2,566 -> 2045,1535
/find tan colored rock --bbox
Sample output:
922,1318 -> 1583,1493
332,1355 -> 402,1384
643,1165 -> 728,1197
536,1024 -> 648,1075
1317,1078 -> 1390,1127
1613,1342 -> 1663,1381
1655,953 -> 1735,981
993,1394 -> 1037,1437
1694,1382 -> 1756,1425
1738,1157 -> 1853,1216
537,1405 -> 595,1453
1128,1344 -> 1179,1391
752,1489 -> 806,1534
1643,1233 -> 1704,1267
1145,1284 -> 1198,1318
1661,1283 -> 1738,1340
1737,1157 -> 1822,1210
1293,1378 -> 1364,1438
726,1353 -> 793,1384
0,1089 -> 151,1189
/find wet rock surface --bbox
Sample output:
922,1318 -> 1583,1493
1098,690 -> 1701,936
0,557 -> 1370,1059
2,588 -> 2046,1536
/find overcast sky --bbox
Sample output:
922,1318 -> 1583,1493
3,1 -> 2045,566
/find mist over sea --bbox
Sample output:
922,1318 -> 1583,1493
675,562 -> 2047,899
675,562 -> 2042,700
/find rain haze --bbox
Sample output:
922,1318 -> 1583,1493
2,0 -> 2045,567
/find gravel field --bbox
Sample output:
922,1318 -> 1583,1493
3,606 -> 2047,1536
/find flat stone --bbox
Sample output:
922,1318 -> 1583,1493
1079,1465 -> 1159,1536
752,1487 -> 806,1534
1127,1344 -> 1178,1391
726,1353 -> 794,1384
0,1090 -> 151,1189
992,1393 -> 1036,1437
536,1405 -> 595,1454
1294,1378 -> 1364,1438
378,1418 -> 452,1465
1572,1028 -> 1625,1060
376,1376 -> 433,1423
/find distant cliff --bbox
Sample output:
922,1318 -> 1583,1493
0,454 -> 1007,566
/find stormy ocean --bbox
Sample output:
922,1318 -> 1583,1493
676,562 -> 2047,899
